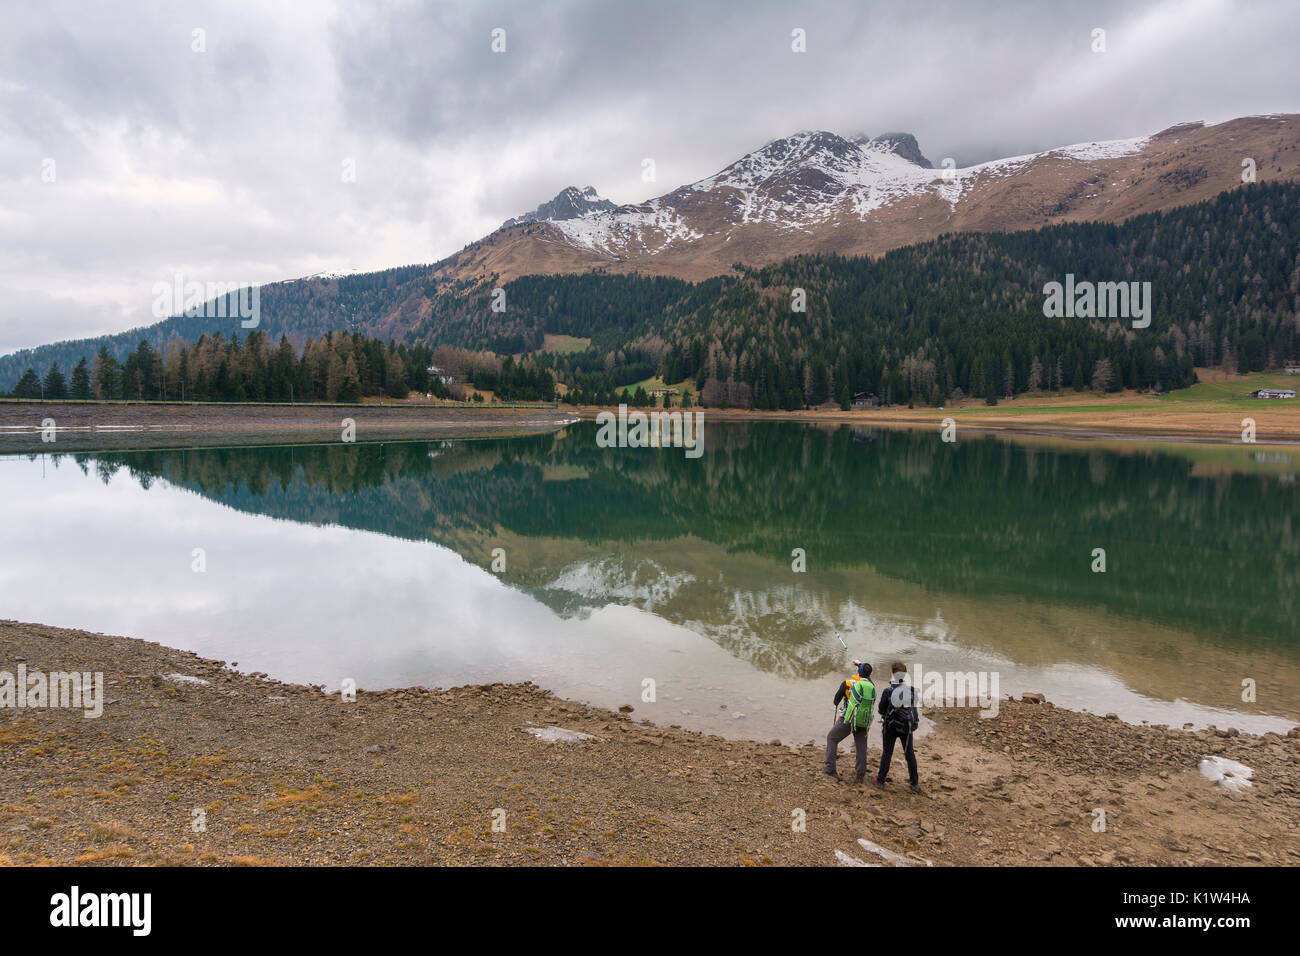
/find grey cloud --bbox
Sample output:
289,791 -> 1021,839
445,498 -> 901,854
0,0 -> 1297,353
0,287 -> 125,355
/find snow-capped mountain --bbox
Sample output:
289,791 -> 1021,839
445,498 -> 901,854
520,128 -> 1150,256
502,185 -> 616,228
535,130 -> 953,258
438,114 -> 1297,283
851,132 -> 932,168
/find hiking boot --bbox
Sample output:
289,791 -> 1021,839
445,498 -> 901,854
910,783 -> 920,792
822,770 -> 838,780
871,776 -> 885,788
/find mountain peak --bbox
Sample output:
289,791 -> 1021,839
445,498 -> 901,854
851,132 -> 932,168
504,185 -> 615,228
751,130 -> 861,162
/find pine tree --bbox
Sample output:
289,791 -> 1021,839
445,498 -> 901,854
12,368 -> 42,398
42,363 -> 68,399
70,357 -> 92,399
93,347 -> 119,399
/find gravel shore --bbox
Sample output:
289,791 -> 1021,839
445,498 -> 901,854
2,621 -> 1296,866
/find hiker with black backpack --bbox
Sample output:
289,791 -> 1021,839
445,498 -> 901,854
873,661 -> 920,791
824,660 -> 875,783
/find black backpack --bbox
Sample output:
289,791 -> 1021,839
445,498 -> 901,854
885,682 -> 918,734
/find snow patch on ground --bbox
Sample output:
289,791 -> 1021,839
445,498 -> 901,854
857,837 -> 932,866
524,726 -> 602,744
1198,756 -> 1254,790
162,673 -> 210,686
836,838 -> 932,867
835,849 -> 879,867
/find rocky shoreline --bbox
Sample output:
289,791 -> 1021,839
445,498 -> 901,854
1,621 -> 1296,866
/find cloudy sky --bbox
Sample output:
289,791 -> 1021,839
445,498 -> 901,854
1,0 -> 1296,353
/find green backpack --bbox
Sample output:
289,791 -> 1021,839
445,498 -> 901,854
843,678 -> 876,730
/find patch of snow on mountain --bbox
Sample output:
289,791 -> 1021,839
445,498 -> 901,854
1051,135 -> 1151,162
553,203 -> 704,256
535,129 -> 1156,256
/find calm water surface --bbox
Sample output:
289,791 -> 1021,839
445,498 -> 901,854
1,422 -> 1296,743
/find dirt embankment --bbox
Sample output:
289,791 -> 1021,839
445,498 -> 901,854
0,401 -> 577,452
4,395 -> 1295,452
576,402 -> 1300,445
1,621 -> 1296,867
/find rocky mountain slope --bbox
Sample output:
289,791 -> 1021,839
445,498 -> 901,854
438,114 -> 1300,282
502,185 -> 616,228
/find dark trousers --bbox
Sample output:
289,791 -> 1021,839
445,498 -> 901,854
877,725 -> 918,785
825,719 -> 868,780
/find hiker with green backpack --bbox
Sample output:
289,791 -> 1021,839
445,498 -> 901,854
823,660 -> 876,783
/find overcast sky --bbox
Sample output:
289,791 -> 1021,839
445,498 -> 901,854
1,0 -> 1297,353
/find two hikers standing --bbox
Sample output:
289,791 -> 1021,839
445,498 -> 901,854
824,660 -> 920,790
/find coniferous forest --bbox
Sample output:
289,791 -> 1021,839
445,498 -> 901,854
416,182 -> 1300,408
5,182 -> 1298,408
6,332 -> 448,404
